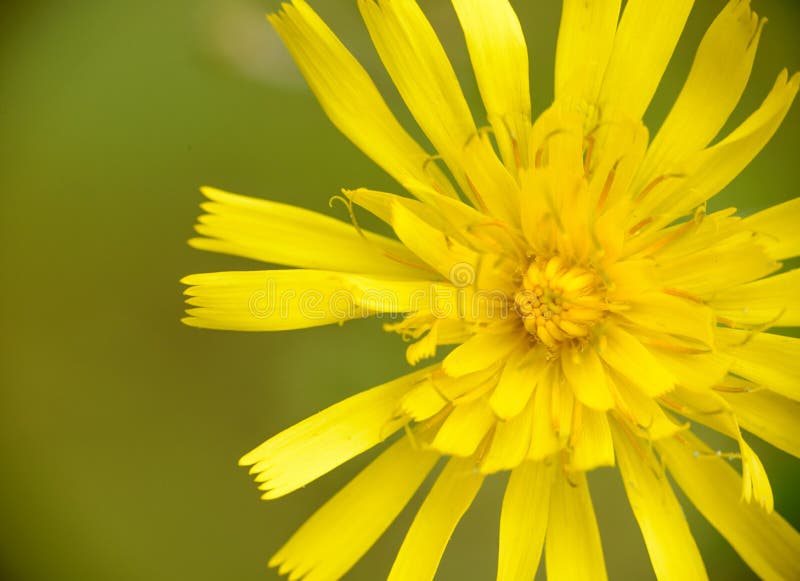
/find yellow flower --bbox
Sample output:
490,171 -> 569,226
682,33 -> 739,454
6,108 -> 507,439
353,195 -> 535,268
182,0 -> 800,579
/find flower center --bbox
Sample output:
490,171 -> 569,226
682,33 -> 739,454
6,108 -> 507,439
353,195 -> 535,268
514,256 -> 607,349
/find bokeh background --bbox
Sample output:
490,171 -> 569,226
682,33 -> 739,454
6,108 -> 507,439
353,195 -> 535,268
1,0 -> 798,579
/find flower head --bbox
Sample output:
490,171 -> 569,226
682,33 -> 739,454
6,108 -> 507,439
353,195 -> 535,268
183,0 -> 800,579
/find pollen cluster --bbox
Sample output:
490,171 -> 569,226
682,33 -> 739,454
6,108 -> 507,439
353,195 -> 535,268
514,256 -> 607,349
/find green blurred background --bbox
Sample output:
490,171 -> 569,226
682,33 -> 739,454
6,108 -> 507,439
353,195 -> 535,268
1,0 -> 798,579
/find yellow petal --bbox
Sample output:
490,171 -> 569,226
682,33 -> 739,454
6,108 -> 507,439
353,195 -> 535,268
344,186 -> 404,226
609,373 -> 685,440
432,365 -> 500,402
671,387 -> 775,512
711,269 -> 800,327
632,207 -> 739,262
347,185 -> 521,258
398,378 -> 448,422
649,350 -> 731,392
621,292 -> 715,348
611,422 -> 708,581
359,0 -> 477,197
442,328 -> 523,378
490,343 -> 546,419
269,437 -> 438,580
655,231 -> 778,297
459,136 -> 521,224
555,0 -> 621,106
430,399 -> 495,457
390,199 -> 479,281
745,197 -> 800,260
678,70 -> 799,209
480,407 -> 533,474
598,0 -> 694,122
570,407 -> 615,471
717,328 -> 800,401
724,389 -> 800,458
561,345 -> 615,410
420,186 -> 527,256
546,469 -> 607,581
585,114 -> 649,214
528,365 -> 561,460
181,270 -> 448,331
636,0 -> 764,184
191,187 -> 430,277
452,0 -> 531,169
740,439 -> 774,512
526,102 -> 585,174
550,374 -> 577,445
239,367 -> 432,498
637,71 -> 800,224
404,320 -> 440,365
658,432 -> 800,580
605,259 -> 659,301
663,383 -> 738,430
388,457 -> 483,581
497,461 -> 551,581
345,185 -> 496,256
268,1 -> 457,200
600,325 -> 674,397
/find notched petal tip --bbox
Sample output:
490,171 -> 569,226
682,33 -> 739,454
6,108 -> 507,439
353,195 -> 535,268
267,0 -> 298,21
186,236 -> 207,250
266,553 -> 284,570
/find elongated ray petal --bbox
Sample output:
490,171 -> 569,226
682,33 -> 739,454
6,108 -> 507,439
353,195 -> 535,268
359,0 -> 477,197
240,367 -> 434,498
443,329 -> 523,378
600,325 -> 674,397
724,389 -> 800,458
431,399 -> 495,457
717,328 -> 800,401
498,461 -> 551,580
659,432 -> 800,581
612,422 -> 708,581
490,344 -> 546,419
637,0 -> 763,185
182,270 -> 454,331
745,197 -> 800,260
453,0 -> 531,169
546,469 -> 607,581
636,71 -> 799,225
191,187 -> 432,277
555,0 -> 621,105
268,1 -> 457,200
388,458 -> 483,581
562,345 -> 615,411
270,437 -> 438,580
711,269 -> 800,327
598,0 -> 694,121
571,407 -> 615,471
480,407 -> 533,473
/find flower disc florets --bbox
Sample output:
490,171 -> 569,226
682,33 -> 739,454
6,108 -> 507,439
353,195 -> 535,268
515,256 -> 607,349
